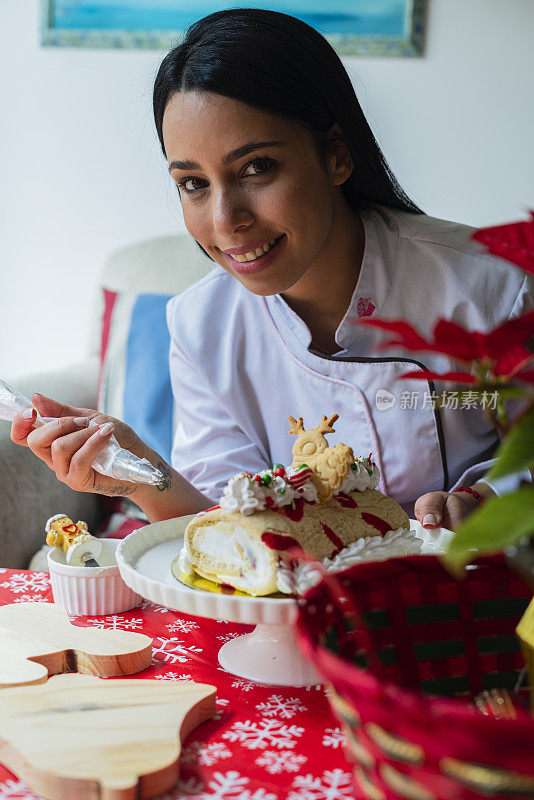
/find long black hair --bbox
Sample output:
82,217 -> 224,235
153,8 -> 423,214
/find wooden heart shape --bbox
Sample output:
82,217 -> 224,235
0,603 -> 152,688
0,673 -> 216,799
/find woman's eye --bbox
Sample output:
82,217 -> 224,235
242,157 -> 275,178
177,177 -> 207,193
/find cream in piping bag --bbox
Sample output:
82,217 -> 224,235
0,379 -> 164,486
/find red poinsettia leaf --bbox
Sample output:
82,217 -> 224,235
515,370 -> 534,384
431,319 -> 483,361
486,310 -> 534,358
399,369 -> 477,384
349,318 -> 431,351
494,346 -> 534,378
472,211 -> 534,275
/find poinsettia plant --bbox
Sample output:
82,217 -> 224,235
358,211 -> 534,573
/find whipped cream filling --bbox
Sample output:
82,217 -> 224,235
182,521 -> 277,595
276,527 -> 422,595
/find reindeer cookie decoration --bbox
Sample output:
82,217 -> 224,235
288,413 -> 354,502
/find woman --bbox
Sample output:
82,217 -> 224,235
11,10 -> 532,531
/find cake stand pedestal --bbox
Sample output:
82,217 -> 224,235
218,623 -> 321,686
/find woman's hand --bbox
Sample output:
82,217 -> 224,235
414,483 -> 495,531
10,392 -> 151,498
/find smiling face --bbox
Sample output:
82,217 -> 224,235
162,90 -> 353,297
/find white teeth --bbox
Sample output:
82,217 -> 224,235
231,236 -> 280,263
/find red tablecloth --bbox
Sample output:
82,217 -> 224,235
0,569 -> 356,800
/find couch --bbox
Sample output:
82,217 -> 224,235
0,234 -> 212,567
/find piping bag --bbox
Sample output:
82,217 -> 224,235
0,379 -> 165,486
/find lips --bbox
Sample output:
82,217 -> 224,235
222,234 -> 284,259
221,234 -> 286,276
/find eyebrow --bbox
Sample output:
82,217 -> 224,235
168,140 -> 286,172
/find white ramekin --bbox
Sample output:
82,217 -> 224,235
47,538 -> 142,615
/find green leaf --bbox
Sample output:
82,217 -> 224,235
487,405 -> 534,479
443,487 -> 534,572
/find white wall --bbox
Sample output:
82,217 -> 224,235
1,0 -> 533,380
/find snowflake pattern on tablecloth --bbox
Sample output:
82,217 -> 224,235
151,636 -> 202,664
255,750 -> 308,774
154,671 -> 193,682
139,600 -> 169,613
222,719 -> 304,750
287,769 -> 353,800
162,775 -> 205,798
255,695 -> 307,719
195,770 -> 277,800
216,632 -> 242,643
85,616 -> 143,631
166,617 -> 199,633
181,741 -> 233,766
0,573 -> 49,594
322,728 -> 345,749
213,697 -> 230,720
230,679 -> 262,692
12,595 -> 50,604
0,779 -> 36,799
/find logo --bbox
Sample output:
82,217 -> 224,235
375,389 -> 396,411
357,297 -> 376,317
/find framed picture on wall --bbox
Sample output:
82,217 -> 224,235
41,0 -> 427,56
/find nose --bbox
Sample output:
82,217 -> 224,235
211,186 -> 254,236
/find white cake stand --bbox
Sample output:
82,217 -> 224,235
116,517 -> 453,687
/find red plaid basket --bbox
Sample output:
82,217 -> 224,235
295,554 -> 534,800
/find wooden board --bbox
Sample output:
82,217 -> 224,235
0,603 -> 152,688
0,673 -> 216,799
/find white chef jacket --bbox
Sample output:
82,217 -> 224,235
166,204 -> 533,516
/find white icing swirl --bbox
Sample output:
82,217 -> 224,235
277,527 -> 422,595
219,468 -> 318,515
218,455 -> 379,516
336,458 -> 380,494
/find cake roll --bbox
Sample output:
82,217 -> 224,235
175,486 -> 410,596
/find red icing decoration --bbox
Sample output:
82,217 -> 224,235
265,496 -> 274,507
261,532 -> 303,553
61,524 -> 78,534
335,493 -> 358,509
361,512 -> 390,535
288,468 -> 313,488
274,467 -> 285,477
320,523 -> 344,555
277,500 -> 305,522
